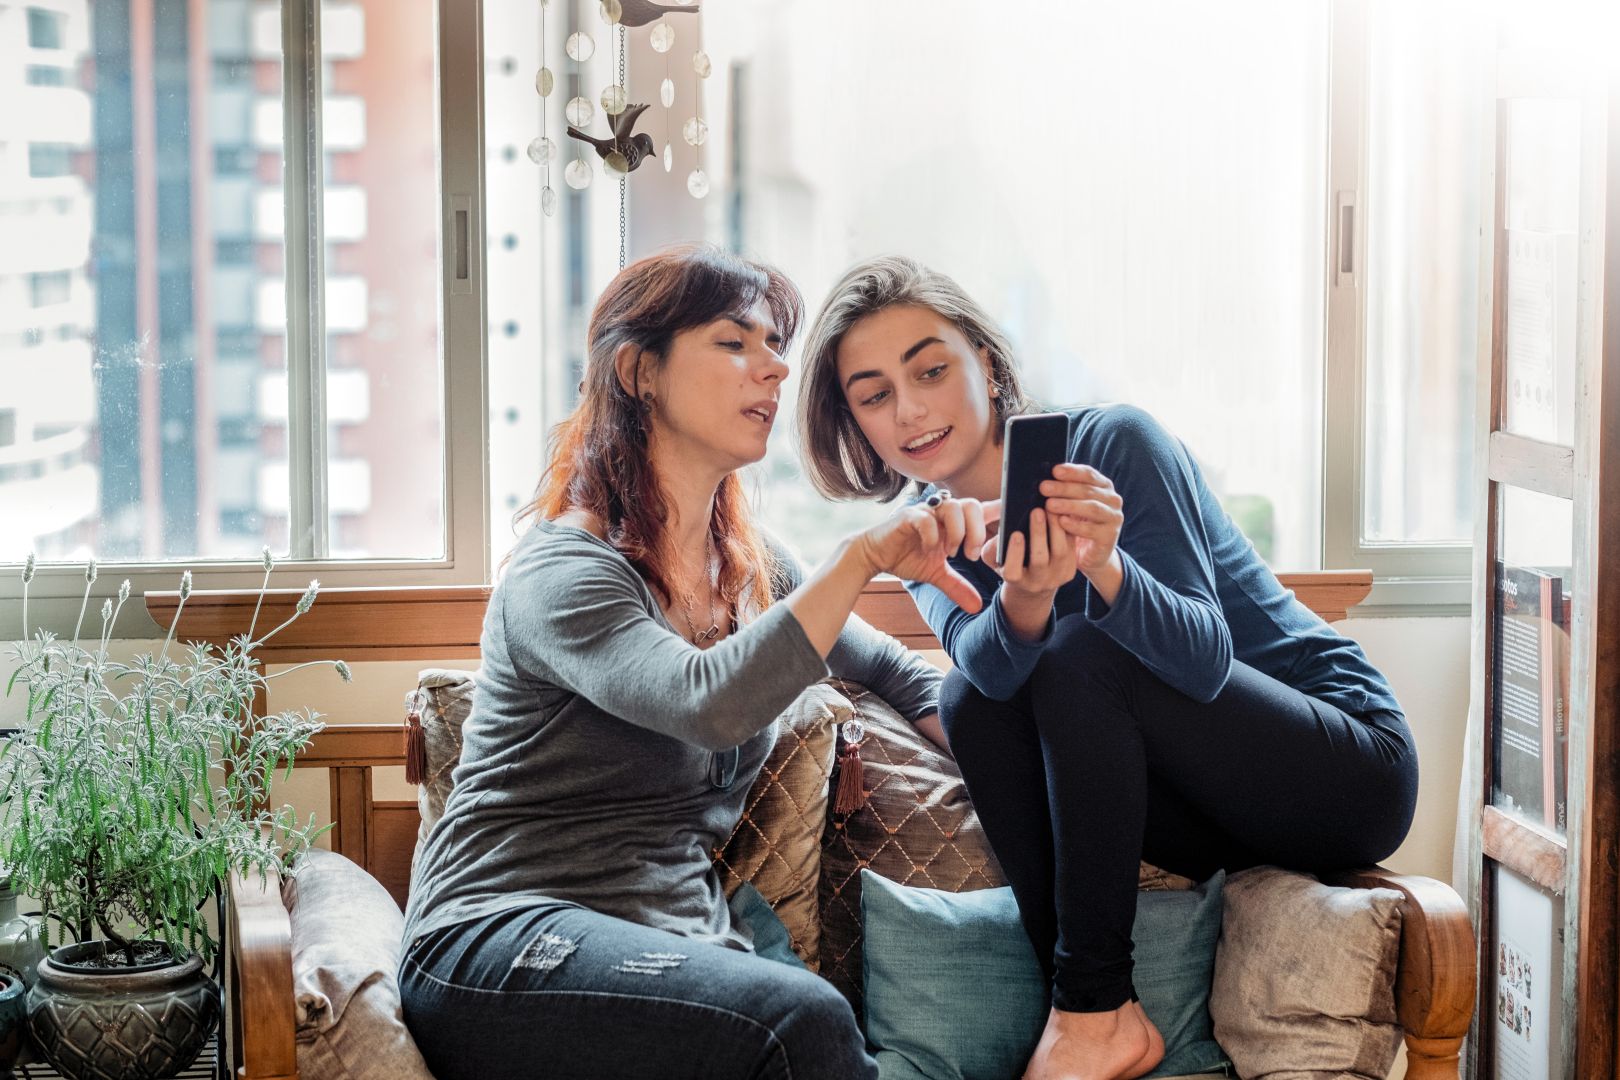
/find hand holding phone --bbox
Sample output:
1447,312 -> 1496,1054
997,412 -> 1071,566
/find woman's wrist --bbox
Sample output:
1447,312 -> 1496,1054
999,582 -> 1056,643
1082,550 -> 1125,609
838,533 -> 881,582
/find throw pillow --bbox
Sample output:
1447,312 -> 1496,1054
713,680 -> 846,970
860,869 -> 1228,1080
283,848 -> 434,1080
1209,865 -> 1404,1080
729,881 -> 809,971
412,668 -> 475,848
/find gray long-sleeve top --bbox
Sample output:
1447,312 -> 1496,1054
403,519 -> 942,951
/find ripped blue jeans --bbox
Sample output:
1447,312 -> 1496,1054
399,905 -> 877,1080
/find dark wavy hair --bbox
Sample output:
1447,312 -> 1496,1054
515,244 -> 803,615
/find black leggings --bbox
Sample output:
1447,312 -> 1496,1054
939,615 -> 1419,1014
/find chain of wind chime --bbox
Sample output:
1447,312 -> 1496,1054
619,23 -> 627,268
531,1 -> 707,261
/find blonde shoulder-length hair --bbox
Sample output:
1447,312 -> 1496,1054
795,255 -> 1032,502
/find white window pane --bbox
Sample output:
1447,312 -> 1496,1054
485,0 -> 1329,571
729,0 -> 1329,567
0,0 -> 290,563
1361,0 -> 1484,544
0,0 -> 431,568
482,0 -> 624,572
318,0 -> 443,559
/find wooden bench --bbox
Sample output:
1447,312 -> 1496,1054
149,571 -> 1476,1080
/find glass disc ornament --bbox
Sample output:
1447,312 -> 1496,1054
534,67 -> 554,97
601,84 -> 627,116
660,77 -> 675,108
682,117 -> 708,146
541,186 -> 557,217
662,142 -> 673,172
687,168 -> 709,198
599,0 -> 622,24
526,136 -> 556,164
603,150 -> 630,177
692,51 -> 712,78
565,157 -> 593,190
565,32 -> 595,62
650,22 -> 674,52
565,96 -> 594,127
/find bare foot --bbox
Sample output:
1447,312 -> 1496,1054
1021,1001 -> 1163,1080
1120,1001 -> 1165,1080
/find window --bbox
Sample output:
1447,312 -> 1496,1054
1,0 -> 485,617
1324,0 -> 1486,610
27,8 -> 67,50
29,271 -> 71,308
484,0 -> 1334,570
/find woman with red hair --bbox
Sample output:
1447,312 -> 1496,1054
401,245 -> 970,1080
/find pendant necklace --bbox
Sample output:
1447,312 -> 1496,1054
681,541 -> 722,644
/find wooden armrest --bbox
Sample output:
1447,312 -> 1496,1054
1321,866 -> 1476,1080
228,868 -> 300,1080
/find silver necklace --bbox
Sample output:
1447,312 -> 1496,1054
680,541 -> 722,644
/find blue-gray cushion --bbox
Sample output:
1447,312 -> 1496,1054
860,869 -> 1228,1080
729,881 -> 809,971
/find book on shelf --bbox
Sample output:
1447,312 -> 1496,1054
1493,563 -> 1570,830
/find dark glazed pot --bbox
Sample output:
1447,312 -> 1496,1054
27,943 -> 221,1080
0,972 -> 25,1078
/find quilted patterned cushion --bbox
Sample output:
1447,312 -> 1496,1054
413,669 -> 475,853
713,682 -> 845,970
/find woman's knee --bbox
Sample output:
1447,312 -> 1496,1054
1036,616 -> 1136,688
938,666 -> 1004,747
763,972 -> 869,1075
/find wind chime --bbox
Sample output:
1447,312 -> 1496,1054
529,0 -> 708,268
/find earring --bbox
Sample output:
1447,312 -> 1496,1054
641,390 -> 655,410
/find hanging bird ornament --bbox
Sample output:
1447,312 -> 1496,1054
567,102 -> 658,174
617,0 -> 701,28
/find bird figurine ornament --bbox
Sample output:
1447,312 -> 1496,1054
568,102 -> 657,174
618,0 -> 700,27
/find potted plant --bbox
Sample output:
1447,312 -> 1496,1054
0,553 -> 339,1080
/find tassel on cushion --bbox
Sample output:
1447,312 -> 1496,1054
833,712 -> 867,815
404,689 -> 428,786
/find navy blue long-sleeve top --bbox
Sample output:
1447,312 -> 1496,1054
906,405 -> 1401,718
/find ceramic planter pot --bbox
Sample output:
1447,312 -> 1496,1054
26,942 -> 221,1080
0,972 -> 25,1079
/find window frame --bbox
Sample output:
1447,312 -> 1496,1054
1320,0 -> 1473,615
5,0 -> 1479,628
2,0 -> 490,632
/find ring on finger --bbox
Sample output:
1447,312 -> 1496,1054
924,487 -> 953,508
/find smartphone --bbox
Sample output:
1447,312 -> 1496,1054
997,412 -> 1072,566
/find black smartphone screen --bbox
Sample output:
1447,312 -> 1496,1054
997,412 -> 1072,566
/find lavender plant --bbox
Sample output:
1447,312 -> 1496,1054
0,553 -> 340,967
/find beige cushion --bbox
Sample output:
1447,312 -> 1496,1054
284,848 -> 434,1080
413,668 -> 475,850
1210,865 -> 1405,1080
713,681 -> 844,970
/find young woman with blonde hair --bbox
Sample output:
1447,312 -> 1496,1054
796,256 -> 1418,1080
